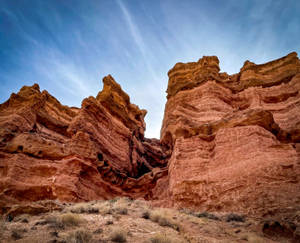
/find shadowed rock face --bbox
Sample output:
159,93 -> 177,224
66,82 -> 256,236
1,53 -> 300,219
0,75 -> 169,212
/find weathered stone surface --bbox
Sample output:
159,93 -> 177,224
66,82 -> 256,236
0,76 -> 168,209
159,52 -> 300,217
1,52 -> 300,221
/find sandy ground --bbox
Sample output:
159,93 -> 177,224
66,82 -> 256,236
0,198 -> 296,243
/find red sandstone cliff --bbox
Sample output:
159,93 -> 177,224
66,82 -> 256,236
0,75 -> 168,213
0,52 -> 300,221
159,52 -> 300,217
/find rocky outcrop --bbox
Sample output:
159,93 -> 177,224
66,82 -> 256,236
159,52 -> 300,217
1,52 -> 300,221
0,75 -> 168,212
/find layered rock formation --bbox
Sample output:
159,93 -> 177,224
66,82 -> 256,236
160,52 -> 300,216
0,52 -> 300,221
0,75 -> 168,213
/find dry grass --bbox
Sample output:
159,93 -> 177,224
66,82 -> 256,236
0,218 -> 7,235
181,209 -> 219,221
99,203 -> 113,215
42,212 -> 84,229
115,207 -> 128,215
11,228 -> 25,240
0,198 -> 277,243
65,228 -> 93,243
149,233 -> 172,243
240,233 -> 265,243
14,214 -> 30,223
112,197 -> 131,215
109,226 -> 127,242
60,213 -> 84,227
133,199 -> 150,208
150,209 -> 181,231
65,202 -> 101,214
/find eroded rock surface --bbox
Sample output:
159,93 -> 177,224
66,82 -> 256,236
159,52 -> 300,218
1,53 -> 300,225
0,75 -> 169,213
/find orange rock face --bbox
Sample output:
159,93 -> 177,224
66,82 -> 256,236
160,52 -> 300,216
1,52 -> 300,219
0,75 -> 168,212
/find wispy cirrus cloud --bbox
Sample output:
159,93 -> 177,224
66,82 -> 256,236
0,0 -> 299,138
116,0 -> 159,81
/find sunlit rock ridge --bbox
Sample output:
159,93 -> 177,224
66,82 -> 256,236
0,52 -> 300,219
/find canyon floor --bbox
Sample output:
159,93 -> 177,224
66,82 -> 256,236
1,197 -> 298,243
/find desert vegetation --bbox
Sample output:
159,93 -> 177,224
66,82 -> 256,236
0,198 -> 290,242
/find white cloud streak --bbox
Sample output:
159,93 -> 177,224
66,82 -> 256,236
116,0 -> 159,81
1,0 -> 299,138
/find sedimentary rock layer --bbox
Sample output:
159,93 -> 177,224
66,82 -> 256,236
159,52 -> 300,216
1,52 -> 300,220
0,75 -> 168,213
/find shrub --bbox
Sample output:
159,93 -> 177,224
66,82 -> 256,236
98,204 -> 113,215
115,207 -> 128,215
150,210 -> 161,223
93,228 -> 103,234
150,233 -> 172,243
106,220 -> 114,225
0,219 -> 7,234
109,227 -> 127,242
6,214 -> 13,222
113,214 -> 121,221
68,203 -> 99,214
113,197 -> 131,214
180,208 -> 193,215
150,210 -> 180,231
44,215 -> 64,229
226,213 -> 245,222
50,231 -> 59,237
60,213 -> 84,227
157,217 -> 170,227
86,206 -> 99,214
109,198 -> 119,204
14,214 -> 30,223
11,229 -> 23,240
195,212 -> 220,220
141,210 -> 150,219
66,229 -> 92,243
21,218 -> 29,223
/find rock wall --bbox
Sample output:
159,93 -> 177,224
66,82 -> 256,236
159,52 -> 300,216
0,75 -> 168,212
1,52 -> 300,218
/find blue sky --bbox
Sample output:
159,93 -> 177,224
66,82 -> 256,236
0,0 -> 299,138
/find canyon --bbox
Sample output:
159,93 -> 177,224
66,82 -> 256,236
0,52 -> 299,227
